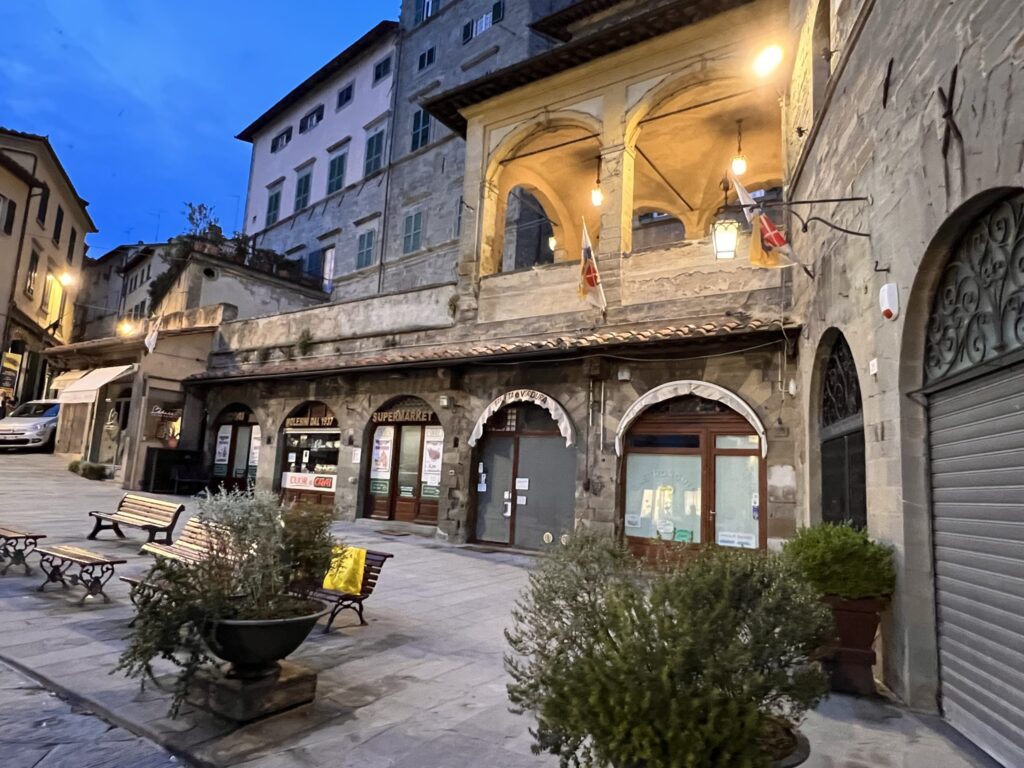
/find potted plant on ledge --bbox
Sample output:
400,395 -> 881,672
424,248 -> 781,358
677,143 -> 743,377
782,522 -> 896,696
505,535 -> 833,768
116,489 -> 338,716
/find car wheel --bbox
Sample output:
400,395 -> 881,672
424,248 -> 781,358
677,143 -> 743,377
42,431 -> 56,453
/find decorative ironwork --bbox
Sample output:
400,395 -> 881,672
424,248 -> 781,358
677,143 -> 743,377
925,192 -> 1024,383
822,335 -> 862,429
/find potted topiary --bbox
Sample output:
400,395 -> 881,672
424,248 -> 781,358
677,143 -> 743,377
115,489 -> 339,715
505,534 -> 833,768
782,523 -> 895,696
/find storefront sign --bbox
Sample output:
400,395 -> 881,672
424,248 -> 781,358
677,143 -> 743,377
420,426 -> 444,487
716,531 -> 757,549
150,405 -> 183,420
213,425 -> 231,477
285,415 -> 337,428
468,388 -> 575,448
282,472 -> 336,492
372,408 -> 434,424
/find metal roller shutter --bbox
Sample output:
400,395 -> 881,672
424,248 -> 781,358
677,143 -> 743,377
929,362 -> 1024,767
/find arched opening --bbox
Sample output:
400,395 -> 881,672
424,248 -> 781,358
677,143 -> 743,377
471,396 -> 577,549
631,208 -> 686,250
502,186 -> 556,270
913,189 -> 1024,766
365,396 -> 443,525
819,333 -> 866,529
210,403 -> 260,492
485,120 -> 601,276
279,401 -> 339,507
619,392 -> 766,559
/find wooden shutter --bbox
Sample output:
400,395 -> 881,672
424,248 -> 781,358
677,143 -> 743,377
492,1 -> 504,23
3,199 -> 15,235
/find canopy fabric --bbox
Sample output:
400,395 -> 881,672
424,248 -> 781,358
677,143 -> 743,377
49,369 -> 87,391
614,380 -> 768,458
468,388 -> 575,448
58,365 -> 136,405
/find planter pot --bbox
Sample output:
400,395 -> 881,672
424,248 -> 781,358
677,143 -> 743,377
619,728 -> 809,768
822,595 -> 885,696
205,599 -> 328,680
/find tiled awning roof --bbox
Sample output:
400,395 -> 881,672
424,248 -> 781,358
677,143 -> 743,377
191,316 -> 794,384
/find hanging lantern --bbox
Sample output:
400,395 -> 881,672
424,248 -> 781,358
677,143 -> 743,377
711,218 -> 740,260
731,119 -> 747,177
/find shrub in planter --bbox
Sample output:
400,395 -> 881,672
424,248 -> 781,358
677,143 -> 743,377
782,523 -> 896,696
506,534 -> 832,768
115,490 -> 339,715
80,462 -> 108,480
67,459 -> 81,474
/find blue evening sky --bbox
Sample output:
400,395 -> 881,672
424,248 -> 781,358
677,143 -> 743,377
0,1 -> 397,257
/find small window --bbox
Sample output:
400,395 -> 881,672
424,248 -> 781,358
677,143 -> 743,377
414,0 -> 436,25
455,195 -> 463,238
403,212 -> 423,254
145,264 -> 152,281
463,2 -> 503,43
266,187 -> 282,227
294,170 -> 312,211
356,230 -> 375,269
299,104 -> 325,134
364,130 -> 385,176
53,205 -> 64,244
418,46 -> 436,71
411,109 -> 431,151
271,127 -> 292,153
41,273 -> 54,312
0,194 -> 16,236
67,227 -> 77,263
36,186 -> 49,225
25,250 -> 39,295
373,56 -> 392,83
327,153 -> 347,195
336,82 -> 354,110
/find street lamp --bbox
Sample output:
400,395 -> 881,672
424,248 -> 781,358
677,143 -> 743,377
117,319 -> 137,336
711,218 -> 740,260
754,45 -> 784,77
731,119 -> 747,177
58,272 -> 75,287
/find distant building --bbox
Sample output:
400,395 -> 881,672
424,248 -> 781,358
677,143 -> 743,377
0,127 -> 96,402
0,151 -> 38,400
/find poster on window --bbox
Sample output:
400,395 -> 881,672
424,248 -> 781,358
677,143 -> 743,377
370,426 -> 394,494
420,426 -> 444,487
213,426 -> 232,477
248,426 -> 261,478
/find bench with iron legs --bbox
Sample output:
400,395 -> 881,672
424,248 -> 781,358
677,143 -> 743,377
305,550 -> 393,633
141,517 -> 224,563
35,545 -> 127,605
87,493 -> 186,547
0,527 -> 46,576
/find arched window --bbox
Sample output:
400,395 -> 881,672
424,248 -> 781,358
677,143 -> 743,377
819,334 -> 866,529
502,187 -> 555,271
631,209 -> 685,250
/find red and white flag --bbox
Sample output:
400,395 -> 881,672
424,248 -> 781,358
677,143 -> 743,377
730,172 -> 808,275
578,220 -> 607,311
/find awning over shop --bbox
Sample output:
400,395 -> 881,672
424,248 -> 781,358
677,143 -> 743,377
50,369 -> 87,392
58,365 -> 137,405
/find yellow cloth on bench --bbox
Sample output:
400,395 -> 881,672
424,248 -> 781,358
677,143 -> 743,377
323,546 -> 366,595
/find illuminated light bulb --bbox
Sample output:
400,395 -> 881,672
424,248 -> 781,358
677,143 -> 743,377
591,186 -> 604,207
117,320 -> 136,336
548,235 -> 557,251
754,45 -> 784,77
731,154 -> 748,177
58,272 -> 75,287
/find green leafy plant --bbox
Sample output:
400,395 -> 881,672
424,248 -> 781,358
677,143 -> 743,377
783,522 -> 895,599
506,534 -> 832,768
296,329 -> 314,356
115,489 -> 340,715
80,462 -> 107,480
67,459 -> 81,474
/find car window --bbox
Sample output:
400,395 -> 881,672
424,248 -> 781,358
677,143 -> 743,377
10,402 -> 59,418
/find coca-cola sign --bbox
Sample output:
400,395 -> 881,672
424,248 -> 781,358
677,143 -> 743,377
282,472 -> 336,492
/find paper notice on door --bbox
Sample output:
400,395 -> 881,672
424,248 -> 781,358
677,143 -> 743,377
640,489 -> 654,518
515,477 -> 529,491
517,495 -> 527,505
477,481 -> 487,492
624,513 -> 641,529
351,447 -> 362,464
717,531 -> 757,549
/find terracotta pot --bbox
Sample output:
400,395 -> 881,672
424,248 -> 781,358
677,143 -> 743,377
822,595 -> 885,696
205,599 -> 328,680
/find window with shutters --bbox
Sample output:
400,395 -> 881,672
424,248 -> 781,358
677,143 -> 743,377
299,104 -> 324,134
418,46 -> 436,72
0,194 -> 15,236
403,212 -> 423,254
37,186 -> 49,225
463,2 -> 504,43
414,0 -> 436,25
356,230 -> 375,269
373,55 -> 392,84
25,250 -> 39,295
67,227 -> 77,263
411,109 -> 431,151
271,127 -> 292,153
336,82 -> 354,110
294,170 -> 312,211
364,130 -> 385,176
52,205 -> 64,244
266,186 -> 282,227
327,152 -> 347,195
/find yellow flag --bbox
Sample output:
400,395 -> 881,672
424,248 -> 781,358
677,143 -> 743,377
749,215 -> 781,268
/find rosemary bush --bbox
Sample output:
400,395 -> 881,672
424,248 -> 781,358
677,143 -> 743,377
115,489 -> 338,714
506,534 -> 832,768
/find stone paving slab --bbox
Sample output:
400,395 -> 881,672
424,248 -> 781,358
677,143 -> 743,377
0,452 -> 1000,768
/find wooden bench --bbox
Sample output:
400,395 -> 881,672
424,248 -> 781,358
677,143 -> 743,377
141,517 -> 224,563
87,493 -> 186,546
0,527 -> 46,576
306,550 -> 393,633
35,544 -> 127,604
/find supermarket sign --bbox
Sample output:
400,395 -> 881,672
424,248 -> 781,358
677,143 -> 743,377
282,472 -> 336,492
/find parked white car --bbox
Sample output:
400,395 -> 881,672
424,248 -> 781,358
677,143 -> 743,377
0,400 -> 60,451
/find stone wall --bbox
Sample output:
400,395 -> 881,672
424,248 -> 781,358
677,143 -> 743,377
785,0 -> 1024,709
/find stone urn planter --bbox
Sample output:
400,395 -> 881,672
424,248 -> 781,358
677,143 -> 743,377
205,599 -> 329,679
822,595 -> 885,696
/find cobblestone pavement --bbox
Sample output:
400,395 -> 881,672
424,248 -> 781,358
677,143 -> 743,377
0,452 -> 999,768
0,659 -> 180,767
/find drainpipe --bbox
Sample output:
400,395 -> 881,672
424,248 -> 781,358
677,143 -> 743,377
376,29 -> 403,295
